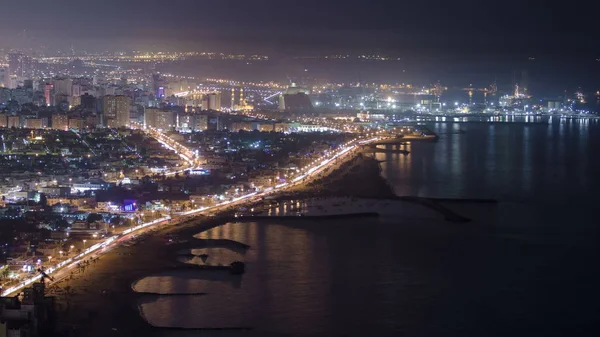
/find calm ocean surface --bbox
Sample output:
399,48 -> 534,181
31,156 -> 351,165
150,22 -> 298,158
383,117 -> 600,204
135,118 -> 600,337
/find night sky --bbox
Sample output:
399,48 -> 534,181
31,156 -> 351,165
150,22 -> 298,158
1,0 -> 599,56
1,0 -> 599,92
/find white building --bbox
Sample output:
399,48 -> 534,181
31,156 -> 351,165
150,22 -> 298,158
0,65 -> 9,88
289,123 -> 339,133
71,181 -> 108,193
208,93 -> 221,111
145,108 -> 175,131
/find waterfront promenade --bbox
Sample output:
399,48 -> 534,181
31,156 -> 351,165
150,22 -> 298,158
1,133 -> 373,297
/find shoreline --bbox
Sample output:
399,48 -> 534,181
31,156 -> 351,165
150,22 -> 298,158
236,212 -> 380,221
49,150 -> 472,335
281,153 -> 397,199
49,150 -> 394,336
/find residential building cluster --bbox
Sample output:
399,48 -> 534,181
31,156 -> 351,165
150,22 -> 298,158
0,50 -> 361,305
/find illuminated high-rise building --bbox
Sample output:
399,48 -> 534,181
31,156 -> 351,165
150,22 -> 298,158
0,65 -> 9,88
52,114 -> 69,131
152,74 -> 166,99
0,113 -> 8,128
177,113 -> 209,132
68,118 -> 85,130
144,108 -> 175,130
207,93 -> 221,111
44,84 -> 54,106
24,118 -> 48,129
156,110 -> 175,130
70,95 -> 82,107
144,108 -> 158,128
7,116 -> 20,128
103,95 -> 132,127
8,53 -> 32,78
194,114 -> 209,131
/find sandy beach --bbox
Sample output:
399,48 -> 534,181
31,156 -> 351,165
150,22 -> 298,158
48,213 -> 240,337
47,151 -> 468,336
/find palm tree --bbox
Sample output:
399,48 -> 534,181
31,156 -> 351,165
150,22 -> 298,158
1,267 -> 10,280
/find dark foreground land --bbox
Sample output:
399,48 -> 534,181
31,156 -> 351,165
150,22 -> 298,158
285,153 -> 397,198
49,152 -> 400,336
50,152 -> 474,336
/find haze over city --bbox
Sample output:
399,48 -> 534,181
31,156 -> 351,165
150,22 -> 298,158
0,1 -> 599,337
1,0 -> 598,52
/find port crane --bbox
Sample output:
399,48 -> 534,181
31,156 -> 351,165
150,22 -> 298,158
460,82 -> 497,104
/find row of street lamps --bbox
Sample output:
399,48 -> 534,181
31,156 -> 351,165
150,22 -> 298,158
5,128 -> 387,296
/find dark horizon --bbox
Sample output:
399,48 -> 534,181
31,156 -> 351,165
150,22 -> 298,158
1,0 -> 599,55
2,0 -> 600,95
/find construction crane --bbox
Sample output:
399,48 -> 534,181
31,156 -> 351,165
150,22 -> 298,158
430,81 -> 447,102
460,82 -> 498,104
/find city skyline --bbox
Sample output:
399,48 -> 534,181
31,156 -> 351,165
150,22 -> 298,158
2,1 -> 600,94
1,2 -> 599,337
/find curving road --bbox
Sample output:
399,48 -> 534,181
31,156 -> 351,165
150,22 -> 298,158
1,129 -> 383,297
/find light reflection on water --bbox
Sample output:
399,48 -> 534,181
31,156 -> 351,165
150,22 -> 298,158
135,221 -> 338,333
133,120 -> 600,336
134,209 -> 600,336
379,119 -> 600,202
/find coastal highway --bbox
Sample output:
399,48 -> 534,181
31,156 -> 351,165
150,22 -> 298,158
43,219 -> 172,288
1,134 -> 383,297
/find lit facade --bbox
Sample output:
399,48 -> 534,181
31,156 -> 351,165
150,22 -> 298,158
103,95 -> 132,127
52,114 -> 69,130
145,108 -> 175,131
24,118 -> 48,129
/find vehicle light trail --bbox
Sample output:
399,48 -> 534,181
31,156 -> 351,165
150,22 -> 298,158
1,131 -> 384,297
